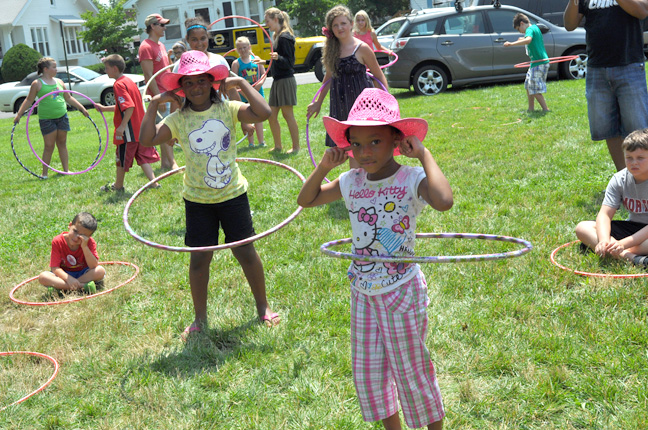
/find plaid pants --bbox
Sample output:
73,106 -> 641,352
350,271 -> 444,428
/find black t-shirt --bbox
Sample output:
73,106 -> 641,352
579,0 -> 645,67
270,32 -> 295,81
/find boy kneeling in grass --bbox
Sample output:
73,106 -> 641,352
576,129 -> 648,266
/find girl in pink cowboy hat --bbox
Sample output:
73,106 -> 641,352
298,87 -> 453,430
140,51 -> 280,340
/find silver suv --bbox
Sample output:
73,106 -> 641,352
385,5 -> 587,95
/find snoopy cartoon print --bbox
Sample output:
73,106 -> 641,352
188,119 -> 233,189
350,206 -> 380,273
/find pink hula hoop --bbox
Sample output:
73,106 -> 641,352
375,50 -> 399,69
25,89 -> 109,175
306,73 -> 388,183
123,158 -> 305,252
550,240 -> 648,279
514,55 -> 579,68
0,351 -> 59,411
209,15 -> 273,87
9,261 -> 140,306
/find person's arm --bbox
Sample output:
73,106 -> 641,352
357,43 -> 388,90
225,76 -> 271,123
613,224 -> 648,255
14,80 -> 42,123
617,0 -> 648,20
564,0 -> 584,31
503,36 -> 532,47
141,59 -> 161,95
307,72 -> 332,119
115,107 -> 134,142
594,205 -> 617,256
254,62 -> 266,88
93,103 -> 114,113
139,93 -> 177,146
297,147 -> 346,207
399,136 -> 453,211
371,31 -> 391,54
79,236 -> 99,270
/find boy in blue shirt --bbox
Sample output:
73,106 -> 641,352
504,13 -> 550,112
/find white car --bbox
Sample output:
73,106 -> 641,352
0,66 -> 146,113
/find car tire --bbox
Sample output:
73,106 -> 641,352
101,88 -> 116,106
314,57 -> 326,82
413,65 -> 448,96
14,97 -> 26,114
560,49 -> 587,80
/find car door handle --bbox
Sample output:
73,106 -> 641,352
494,38 -> 507,43
441,41 -> 453,46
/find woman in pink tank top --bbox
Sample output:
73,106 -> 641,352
352,10 -> 393,54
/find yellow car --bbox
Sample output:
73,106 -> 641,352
208,24 -> 326,79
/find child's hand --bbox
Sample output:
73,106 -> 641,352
307,100 -> 322,119
320,147 -> 349,170
222,76 -> 245,92
595,240 -> 615,257
157,89 -> 182,106
397,136 -> 426,159
79,234 -> 90,248
65,276 -> 82,290
503,41 -> 512,47
115,125 -> 126,141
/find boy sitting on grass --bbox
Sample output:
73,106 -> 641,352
38,212 -> 105,294
576,129 -> 648,266
95,54 -> 160,192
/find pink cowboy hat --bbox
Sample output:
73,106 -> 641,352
160,51 -> 229,97
322,88 -> 428,156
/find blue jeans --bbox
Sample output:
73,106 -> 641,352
585,63 -> 648,141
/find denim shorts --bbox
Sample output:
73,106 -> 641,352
585,63 -> 648,141
63,267 -> 90,279
39,114 -> 70,136
184,193 -> 255,247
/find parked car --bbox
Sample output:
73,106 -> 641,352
0,66 -> 146,113
385,5 -> 587,95
208,24 -> 326,78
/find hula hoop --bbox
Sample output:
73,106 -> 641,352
306,73 -> 388,183
375,50 -> 399,69
123,158 -> 305,252
142,63 -> 175,120
321,233 -> 533,263
514,55 -> 579,68
550,240 -> 648,279
209,16 -> 273,87
25,90 -> 109,175
11,119 -> 46,179
9,261 -> 140,306
0,351 -> 59,411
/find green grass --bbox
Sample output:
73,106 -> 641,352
2,77 -> 648,429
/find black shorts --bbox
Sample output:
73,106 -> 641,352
184,193 -> 255,247
610,220 -> 648,240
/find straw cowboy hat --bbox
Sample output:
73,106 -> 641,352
160,51 -> 229,97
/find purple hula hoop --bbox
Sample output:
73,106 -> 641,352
123,158 -> 305,252
320,233 -> 533,263
25,89 -> 109,175
306,73 -> 388,183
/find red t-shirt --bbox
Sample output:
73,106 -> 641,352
138,38 -> 170,94
49,232 -> 98,272
113,75 -> 145,145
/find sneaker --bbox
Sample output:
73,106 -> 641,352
83,281 -> 96,294
95,279 -> 105,291
258,142 -> 267,147
46,286 -> 57,297
633,255 -> 648,268
100,183 -> 125,192
248,142 -> 255,147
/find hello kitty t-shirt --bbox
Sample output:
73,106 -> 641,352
163,100 -> 246,204
339,165 -> 427,296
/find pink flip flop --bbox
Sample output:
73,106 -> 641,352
261,312 -> 280,327
180,325 -> 201,341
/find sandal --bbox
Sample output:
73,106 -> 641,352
261,312 -> 280,327
180,324 -> 201,342
100,183 -> 125,192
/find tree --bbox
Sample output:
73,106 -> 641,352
0,44 -> 41,82
280,0 -> 340,36
347,0 -> 411,26
79,0 -> 140,64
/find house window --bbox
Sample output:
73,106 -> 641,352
63,26 -> 89,55
162,9 -> 181,40
234,1 -> 246,26
30,27 -> 50,56
249,0 -> 260,24
194,7 -> 211,24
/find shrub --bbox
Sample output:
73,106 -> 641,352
1,44 -> 42,82
85,63 -> 105,74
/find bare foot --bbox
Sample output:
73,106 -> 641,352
260,309 -> 280,327
286,147 -> 300,154
269,147 -> 282,153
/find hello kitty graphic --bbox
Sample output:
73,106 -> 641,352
188,119 -> 233,189
349,206 -> 380,273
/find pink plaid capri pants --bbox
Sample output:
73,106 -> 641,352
350,271 -> 445,428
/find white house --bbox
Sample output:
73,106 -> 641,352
123,0 -> 276,50
0,0 -> 100,68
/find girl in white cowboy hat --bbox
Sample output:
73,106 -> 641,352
298,87 -> 453,430
140,50 -> 280,339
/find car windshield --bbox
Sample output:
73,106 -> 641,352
376,19 -> 405,37
71,67 -> 101,81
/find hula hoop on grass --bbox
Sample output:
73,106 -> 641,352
321,233 -> 533,263
306,73 -> 388,183
0,351 -> 59,411
209,15 -> 273,87
25,90 -> 109,175
11,119 -> 46,179
9,261 -> 140,306
123,158 -> 305,252
550,240 -> 648,278
375,50 -> 399,69
514,55 -> 579,68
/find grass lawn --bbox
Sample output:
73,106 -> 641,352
1,77 -> 647,429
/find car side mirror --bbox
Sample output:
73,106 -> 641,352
537,23 -> 549,34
